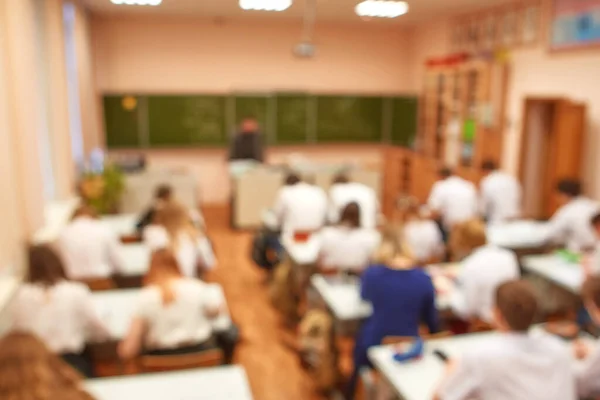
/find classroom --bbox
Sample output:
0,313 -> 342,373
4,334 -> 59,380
1,0 -> 600,399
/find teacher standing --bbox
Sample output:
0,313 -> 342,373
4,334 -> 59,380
229,118 -> 264,163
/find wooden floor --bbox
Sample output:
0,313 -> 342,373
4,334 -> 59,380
204,206 -> 319,400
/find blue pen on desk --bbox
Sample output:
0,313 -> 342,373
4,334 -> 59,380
392,338 -> 424,363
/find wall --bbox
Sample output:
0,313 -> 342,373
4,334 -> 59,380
407,1 -> 600,197
91,15 -> 413,204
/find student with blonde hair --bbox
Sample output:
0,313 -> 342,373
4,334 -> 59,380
144,201 -> 216,278
318,202 -> 380,274
449,219 -> 519,326
119,250 -> 235,362
9,245 -> 109,377
0,332 -> 96,400
346,227 -> 440,399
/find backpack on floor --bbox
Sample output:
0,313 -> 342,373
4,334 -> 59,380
251,229 -> 281,271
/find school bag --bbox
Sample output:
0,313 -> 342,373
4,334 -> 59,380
251,228 -> 281,271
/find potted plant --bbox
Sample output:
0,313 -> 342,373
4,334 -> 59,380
79,163 -> 125,215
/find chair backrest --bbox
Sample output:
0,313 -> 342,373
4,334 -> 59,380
469,319 -> 494,333
382,330 -> 452,345
140,349 -> 224,373
80,278 -> 116,291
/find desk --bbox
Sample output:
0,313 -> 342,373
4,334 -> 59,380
101,214 -> 138,238
311,264 -> 460,323
92,285 -> 232,339
487,220 -> 549,251
367,328 -> 584,400
119,244 -> 151,277
522,254 -> 583,294
85,365 -> 253,400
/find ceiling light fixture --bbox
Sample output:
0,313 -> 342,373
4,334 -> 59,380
355,0 -> 408,18
110,0 -> 162,6
239,0 -> 292,12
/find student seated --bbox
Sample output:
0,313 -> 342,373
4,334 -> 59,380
273,172 -> 328,239
58,205 -> 125,280
427,167 -> 478,242
346,227 -> 439,399
328,173 -> 379,229
543,179 -> 599,253
0,332 -> 96,399
573,276 -> 600,397
449,219 -> 519,325
137,184 -> 205,233
144,201 -> 216,278
9,245 -> 110,377
434,280 -> 576,400
118,250 -> 235,362
403,203 -> 444,264
318,202 -> 380,274
479,159 -> 522,224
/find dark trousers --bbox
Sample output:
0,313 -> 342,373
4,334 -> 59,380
61,352 -> 94,378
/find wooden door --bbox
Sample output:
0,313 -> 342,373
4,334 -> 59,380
545,100 -> 586,216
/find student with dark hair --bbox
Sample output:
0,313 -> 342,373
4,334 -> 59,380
9,245 -> 109,377
434,280 -> 576,400
318,202 -> 380,273
479,159 -> 521,224
427,166 -> 478,242
136,184 -> 174,232
543,178 -> 599,252
328,173 -> 379,229
58,204 -> 125,280
272,172 -> 328,239
574,276 -> 600,398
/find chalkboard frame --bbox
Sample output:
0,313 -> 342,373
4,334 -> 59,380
103,92 -> 419,149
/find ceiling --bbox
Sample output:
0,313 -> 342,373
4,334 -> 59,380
82,0 -> 513,25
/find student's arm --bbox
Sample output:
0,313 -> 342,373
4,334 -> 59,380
450,260 -> 478,320
428,183 -> 443,219
106,232 -> 126,275
423,276 -> 440,334
196,235 -> 217,271
118,317 -> 146,360
434,355 -> 481,400
136,207 -> 155,232
543,207 -> 569,245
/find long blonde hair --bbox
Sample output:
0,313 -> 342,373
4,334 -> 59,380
153,201 -> 197,250
372,225 -> 415,267
449,219 -> 487,260
0,332 -> 95,400
144,249 -> 183,305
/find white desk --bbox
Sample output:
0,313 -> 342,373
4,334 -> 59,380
368,328 -> 583,400
487,220 -> 549,250
522,254 -> 583,294
32,197 -> 80,244
101,214 -> 138,237
85,365 -> 253,400
119,244 -> 151,277
92,285 -> 232,339
311,264 -> 460,323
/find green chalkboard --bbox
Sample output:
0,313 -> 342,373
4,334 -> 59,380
148,95 -> 228,146
391,97 -> 418,146
104,96 -> 140,148
275,94 -> 309,144
316,96 -> 383,142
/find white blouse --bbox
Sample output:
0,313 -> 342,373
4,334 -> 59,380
135,278 -> 221,350
10,281 -> 107,354
144,225 -> 216,277
319,226 -> 380,271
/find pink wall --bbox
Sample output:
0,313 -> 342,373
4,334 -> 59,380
92,16 -> 413,94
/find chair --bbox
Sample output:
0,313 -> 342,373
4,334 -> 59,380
469,319 -> 493,333
139,348 -> 224,373
80,278 -> 116,291
382,330 -> 452,345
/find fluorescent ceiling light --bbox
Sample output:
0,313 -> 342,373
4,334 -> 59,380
355,0 -> 408,18
110,0 -> 162,5
239,0 -> 292,12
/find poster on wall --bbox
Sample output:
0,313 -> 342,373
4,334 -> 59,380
551,0 -> 600,50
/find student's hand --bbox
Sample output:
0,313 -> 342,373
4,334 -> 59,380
205,305 -> 223,319
118,340 -> 137,360
573,339 -> 591,360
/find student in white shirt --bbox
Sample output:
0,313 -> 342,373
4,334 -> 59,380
479,160 -> 522,224
119,249 -> 229,360
10,245 -> 110,377
58,205 -> 125,280
319,202 -> 380,273
328,174 -> 380,229
273,173 -> 328,238
435,280 -> 576,400
403,203 -> 444,264
427,167 -> 478,241
449,219 -> 520,324
144,201 -> 216,278
543,179 -> 600,253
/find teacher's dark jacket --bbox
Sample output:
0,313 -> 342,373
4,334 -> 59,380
229,131 -> 264,163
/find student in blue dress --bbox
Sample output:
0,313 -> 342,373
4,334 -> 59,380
346,227 -> 440,399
